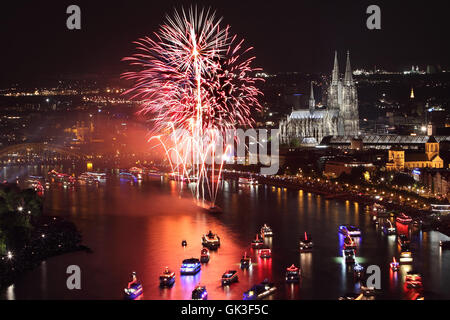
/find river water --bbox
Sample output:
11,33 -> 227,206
1,165 -> 450,300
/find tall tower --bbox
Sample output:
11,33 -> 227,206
340,51 -> 359,136
309,82 -> 315,112
328,51 -> 341,110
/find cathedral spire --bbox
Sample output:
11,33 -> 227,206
309,81 -> 315,112
344,50 -> 353,85
332,50 -> 339,85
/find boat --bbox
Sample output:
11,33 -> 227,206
260,224 -> 273,238
200,248 -> 210,263
390,257 -> 400,271
382,220 -> 396,235
240,252 -> 251,269
396,213 -> 412,225
405,271 -> 422,289
259,248 -> 271,259
191,285 -> 208,300
180,258 -> 201,275
221,270 -> 238,286
238,177 -> 257,185
285,264 -> 300,283
399,246 -> 413,263
181,240 -> 187,247
159,267 -> 175,287
299,232 -> 313,251
202,231 -> 220,250
124,274 -> 143,300
251,234 -> 263,248
343,248 -> 355,264
243,279 -> 276,300
339,225 -> 361,237
343,235 -> 357,249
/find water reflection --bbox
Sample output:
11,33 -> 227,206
0,165 -> 450,300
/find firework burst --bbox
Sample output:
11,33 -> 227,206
122,6 -> 263,205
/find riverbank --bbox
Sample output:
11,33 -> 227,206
222,171 -> 433,219
0,216 -> 90,290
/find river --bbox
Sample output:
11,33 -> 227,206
1,165 -> 450,300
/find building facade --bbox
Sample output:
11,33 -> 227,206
386,136 -> 444,171
279,51 -> 359,146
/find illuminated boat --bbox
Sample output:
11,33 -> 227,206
405,271 -> 422,289
396,213 -> 412,225
339,225 -> 361,237
285,264 -> 300,283
200,248 -> 210,263
343,248 -> 355,264
243,279 -> 276,300
382,220 -> 396,235
180,258 -> 201,275
159,267 -> 175,287
239,177 -> 257,185
343,235 -> 357,249
260,224 -> 273,238
240,252 -> 251,269
299,232 -> 313,251
221,270 -> 238,286
202,231 -> 220,250
191,286 -> 208,300
124,282 -> 143,300
251,234 -> 263,248
390,257 -> 400,271
181,240 -> 187,247
259,248 -> 271,259
399,246 -> 413,263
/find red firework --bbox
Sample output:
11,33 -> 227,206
121,6 -> 263,134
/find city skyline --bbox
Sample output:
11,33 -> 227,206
1,1 -> 450,83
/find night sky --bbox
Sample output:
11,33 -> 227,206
1,0 -> 449,82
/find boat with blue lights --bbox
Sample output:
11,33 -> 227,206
390,257 -> 399,271
180,258 -> 201,275
124,272 -> 143,300
159,267 -> 175,287
191,285 -> 208,300
339,225 -> 361,237
243,279 -> 276,300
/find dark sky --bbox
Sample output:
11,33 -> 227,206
1,0 -> 449,83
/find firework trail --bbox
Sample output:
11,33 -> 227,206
122,6 -> 262,205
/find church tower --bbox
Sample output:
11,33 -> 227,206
340,51 -> 359,136
309,82 -> 315,112
328,51 -> 341,110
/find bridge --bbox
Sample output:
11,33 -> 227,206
0,143 -> 88,159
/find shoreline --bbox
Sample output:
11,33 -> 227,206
0,216 -> 90,291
